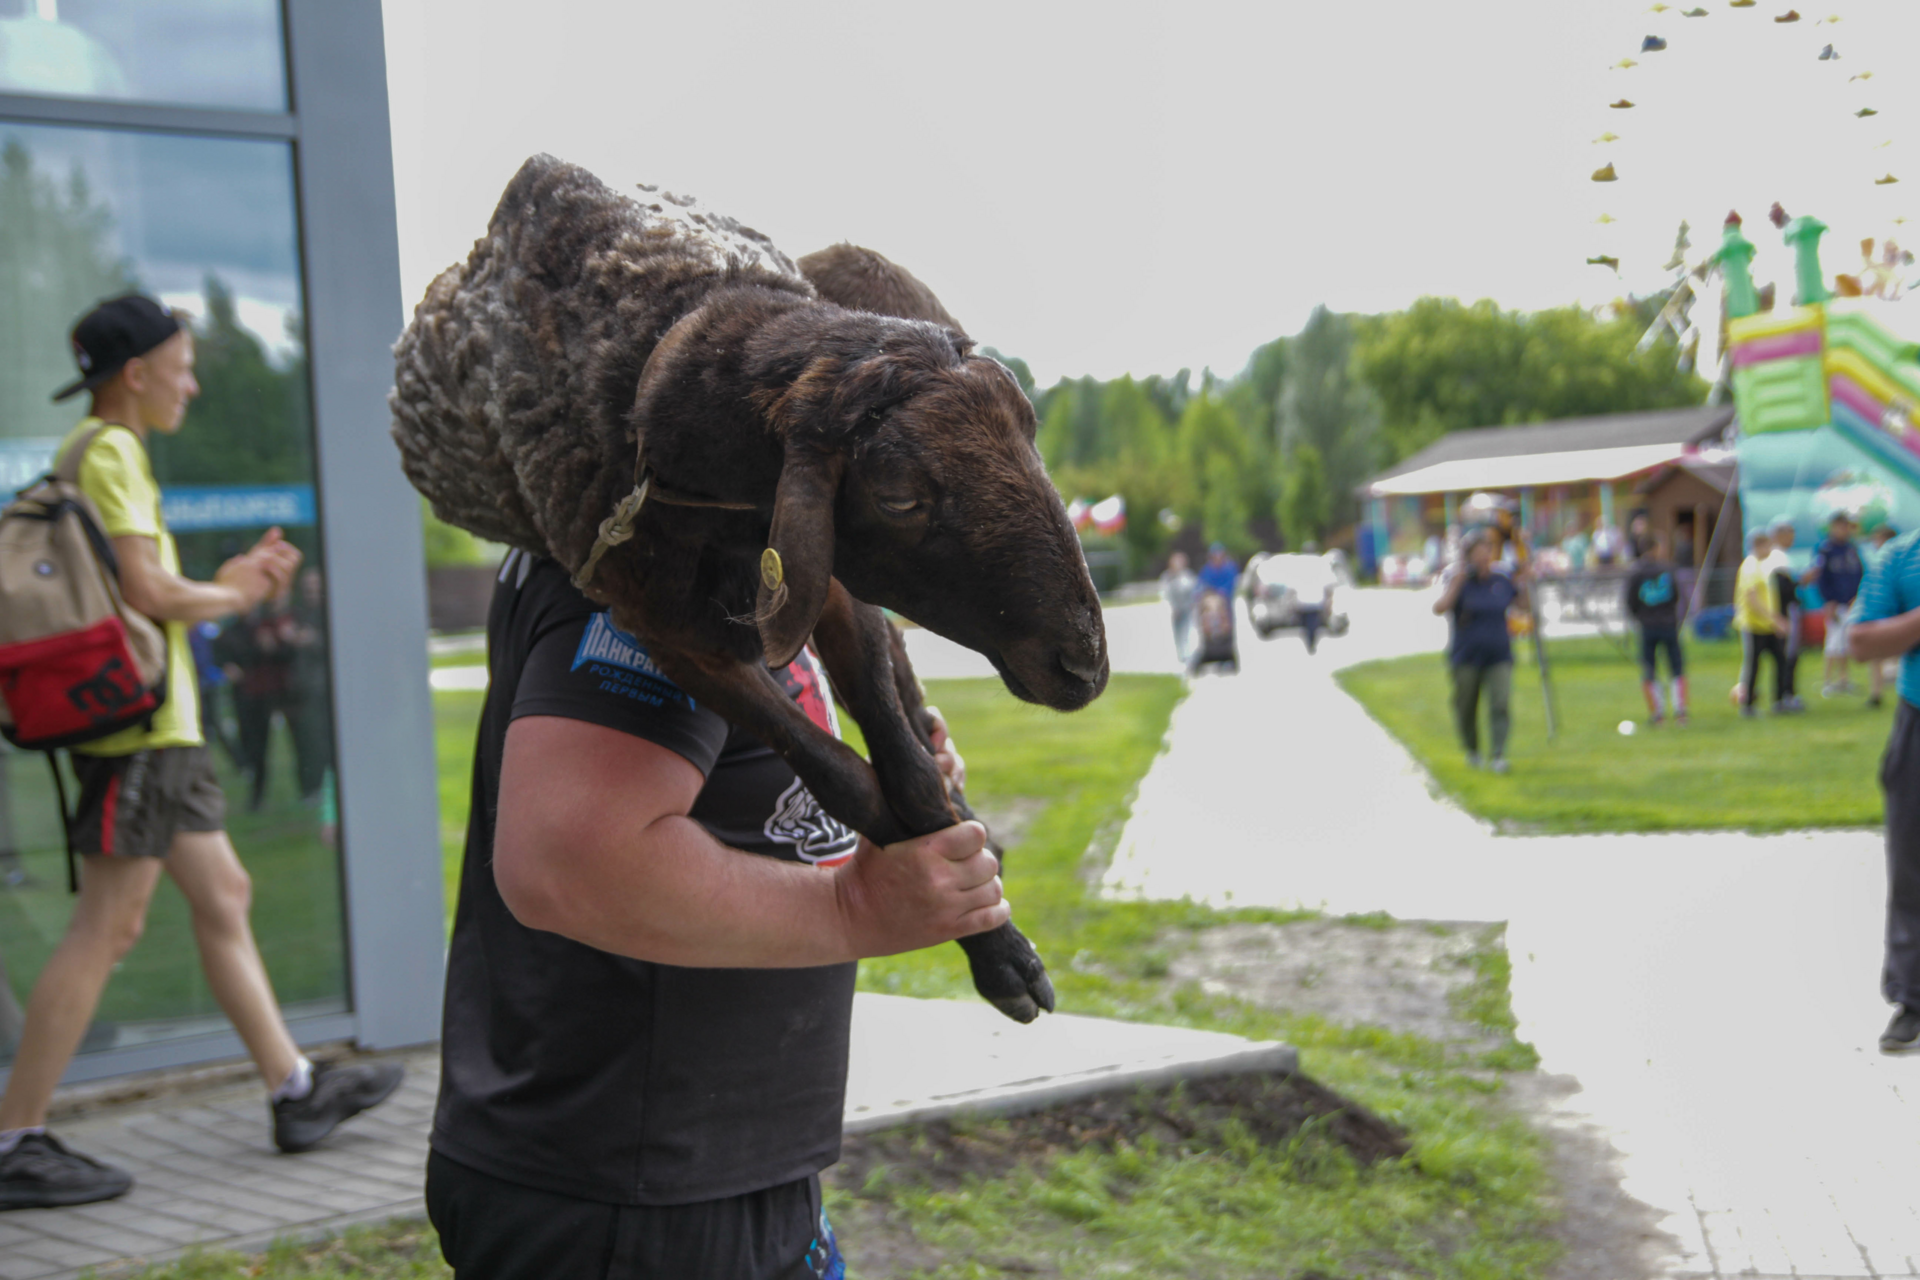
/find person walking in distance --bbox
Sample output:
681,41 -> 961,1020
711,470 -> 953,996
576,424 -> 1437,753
1433,529 -> 1526,774
1766,516 -> 1808,712
0,297 -> 403,1212
1847,527 -> 1920,1051
1159,551 -> 1198,664
1625,529 -> 1687,726
1735,528 -> 1791,718
1803,512 -> 1866,697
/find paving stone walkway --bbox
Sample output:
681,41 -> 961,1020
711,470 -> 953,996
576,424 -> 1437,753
0,997 -> 1290,1279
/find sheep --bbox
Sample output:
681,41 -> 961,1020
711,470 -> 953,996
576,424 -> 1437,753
391,155 -> 1108,1022
791,244 -> 989,808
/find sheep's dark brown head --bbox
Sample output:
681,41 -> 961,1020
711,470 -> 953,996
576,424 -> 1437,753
747,310 -> 1108,712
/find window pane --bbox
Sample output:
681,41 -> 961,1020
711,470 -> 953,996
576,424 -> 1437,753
0,0 -> 285,112
0,121 -> 346,1067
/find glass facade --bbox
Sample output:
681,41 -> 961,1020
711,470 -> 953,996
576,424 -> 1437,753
0,0 -> 286,111
0,111 -> 347,1064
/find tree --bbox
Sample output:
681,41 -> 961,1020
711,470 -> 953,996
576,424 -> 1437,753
1278,442 -> 1330,549
1355,297 -> 1705,463
149,275 -> 311,488
0,138 -> 138,441
1178,395 -> 1258,555
1275,307 -> 1379,528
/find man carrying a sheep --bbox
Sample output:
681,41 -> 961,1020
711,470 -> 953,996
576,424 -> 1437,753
425,549 -> 1002,1278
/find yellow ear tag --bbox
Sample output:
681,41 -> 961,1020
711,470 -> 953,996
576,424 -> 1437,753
760,547 -> 784,591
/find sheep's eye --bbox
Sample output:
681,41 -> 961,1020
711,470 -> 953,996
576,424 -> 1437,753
878,496 -> 924,514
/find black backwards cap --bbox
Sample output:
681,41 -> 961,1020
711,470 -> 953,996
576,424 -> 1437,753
51,294 -> 182,403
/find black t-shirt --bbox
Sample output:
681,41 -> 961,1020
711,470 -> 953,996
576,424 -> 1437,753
1625,558 -> 1680,630
1448,569 -> 1517,667
431,552 -> 861,1206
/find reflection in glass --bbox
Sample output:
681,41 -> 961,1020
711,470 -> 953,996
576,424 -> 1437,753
0,0 -> 286,111
0,120 -> 344,1066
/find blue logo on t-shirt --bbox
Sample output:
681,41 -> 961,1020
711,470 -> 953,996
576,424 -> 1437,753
572,613 -> 694,710
1638,572 -> 1675,607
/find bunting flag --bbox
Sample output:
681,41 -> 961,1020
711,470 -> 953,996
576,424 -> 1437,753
1582,0 -> 1909,277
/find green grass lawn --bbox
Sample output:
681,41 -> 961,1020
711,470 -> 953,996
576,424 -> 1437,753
1338,634 -> 1889,834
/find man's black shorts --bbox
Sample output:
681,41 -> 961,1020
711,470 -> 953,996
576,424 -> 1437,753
69,746 -> 225,859
426,1151 -> 845,1280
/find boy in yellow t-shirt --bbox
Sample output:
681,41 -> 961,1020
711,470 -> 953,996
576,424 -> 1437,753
0,296 -> 402,1211
1735,527 -> 1792,717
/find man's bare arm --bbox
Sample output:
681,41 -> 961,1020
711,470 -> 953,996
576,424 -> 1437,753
1851,608 -> 1920,662
115,528 -> 299,623
492,715 -> 1009,968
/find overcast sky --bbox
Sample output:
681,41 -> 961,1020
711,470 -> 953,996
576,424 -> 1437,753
382,0 -> 1919,385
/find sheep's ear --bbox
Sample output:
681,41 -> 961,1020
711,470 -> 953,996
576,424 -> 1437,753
757,447 -> 844,668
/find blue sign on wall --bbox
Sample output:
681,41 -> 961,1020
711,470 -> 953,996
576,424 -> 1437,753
161,485 -> 316,531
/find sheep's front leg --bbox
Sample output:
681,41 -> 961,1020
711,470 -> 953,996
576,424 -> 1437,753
650,646 -> 911,848
811,583 -> 1056,1024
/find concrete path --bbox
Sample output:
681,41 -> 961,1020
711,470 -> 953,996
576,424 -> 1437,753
1096,589 -> 1919,1279
0,996 -> 1289,1280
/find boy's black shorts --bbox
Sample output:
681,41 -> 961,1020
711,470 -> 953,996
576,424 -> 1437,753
426,1150 -> 844,1280
69,746 -> 226,859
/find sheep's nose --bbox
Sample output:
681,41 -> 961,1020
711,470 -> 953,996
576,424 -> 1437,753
1059,651 -> 1105,686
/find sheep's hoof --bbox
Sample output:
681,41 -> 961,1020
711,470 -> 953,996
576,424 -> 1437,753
961,923 -> 1056,1024
992,994 -> 1042,1024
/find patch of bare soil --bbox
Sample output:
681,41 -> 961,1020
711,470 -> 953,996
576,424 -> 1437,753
825,1070 -> 1407,1277
1159,917 -> 1683,1280
1165,919 -> 1503,1054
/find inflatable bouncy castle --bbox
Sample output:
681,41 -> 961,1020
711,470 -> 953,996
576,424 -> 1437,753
1719,213 -> 1920,547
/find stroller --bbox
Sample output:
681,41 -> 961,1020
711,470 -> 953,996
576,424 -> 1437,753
1189,589 -> 1239,675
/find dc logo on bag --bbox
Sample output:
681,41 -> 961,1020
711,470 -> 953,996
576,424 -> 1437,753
68,656 -> 142,722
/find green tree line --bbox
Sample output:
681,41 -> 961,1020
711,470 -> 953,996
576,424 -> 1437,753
1021,299 -> 1705,575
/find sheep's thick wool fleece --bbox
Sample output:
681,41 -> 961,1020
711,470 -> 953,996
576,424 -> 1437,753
389,154 -> 813,569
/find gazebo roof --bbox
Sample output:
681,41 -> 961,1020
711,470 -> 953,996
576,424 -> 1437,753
1363,404 -> 1735,497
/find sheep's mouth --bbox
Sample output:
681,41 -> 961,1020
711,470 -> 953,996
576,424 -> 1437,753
986,645 -> 1107,713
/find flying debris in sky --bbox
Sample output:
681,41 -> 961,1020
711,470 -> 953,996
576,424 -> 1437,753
1649,3 -> 1671,11
1775,9 -> 1800,22
1593,163 -> 1619,182
1770,201 -> 1792,228
1588,255 -> 1622,271
1852,71 -> 1874,81
1642,35 -> 1669,51
1596,213 -> 1620,223
1615,57 -> 1640,68
1611,99 -> 1637,108
1595,131 -> 1622,143
1876,174 -> 1901,185
1681,5 -> 1709,12
1819,43 -> 1839,59
1729,0 -> 1755,8
1858,107 -> 1880,117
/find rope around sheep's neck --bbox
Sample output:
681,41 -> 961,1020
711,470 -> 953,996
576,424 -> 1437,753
571,461 -> 764,592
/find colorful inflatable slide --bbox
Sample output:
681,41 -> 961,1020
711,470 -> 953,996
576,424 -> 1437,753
1719,213 -> 1920,546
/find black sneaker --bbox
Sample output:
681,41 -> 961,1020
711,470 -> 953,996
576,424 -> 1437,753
1880,1006 -> 1920,1054
272,1061 -> 405,1153
0,1132 -> 133,1209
